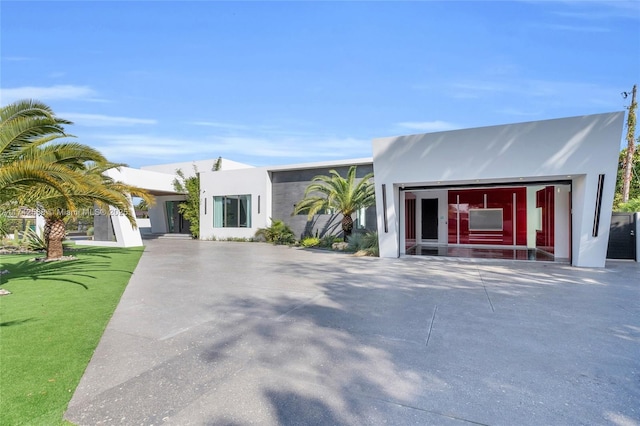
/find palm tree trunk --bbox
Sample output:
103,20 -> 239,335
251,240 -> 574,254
342,214 -> 354,241
44,218 -> 66,260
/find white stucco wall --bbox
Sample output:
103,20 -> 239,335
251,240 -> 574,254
106,167 -> 186,239
108,166 -> 177,194
199,167 -> 271,240
136,218 -> 152,234
76,168 -> 146,247
373,112 -> 625,267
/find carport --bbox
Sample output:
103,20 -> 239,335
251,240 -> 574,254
373,112 -> 626,267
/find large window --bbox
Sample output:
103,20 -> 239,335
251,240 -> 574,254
213,195 -> 251,228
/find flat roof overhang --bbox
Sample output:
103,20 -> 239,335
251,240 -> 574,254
396,175 -> 578,192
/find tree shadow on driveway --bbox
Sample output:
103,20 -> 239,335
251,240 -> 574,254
65,242 -> 640,425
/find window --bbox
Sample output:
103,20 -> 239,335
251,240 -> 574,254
468,208 -> 503,231
355,207 -> 366,229
213,195 -> 251,227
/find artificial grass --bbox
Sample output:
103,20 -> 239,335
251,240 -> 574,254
0,246 -> 144,425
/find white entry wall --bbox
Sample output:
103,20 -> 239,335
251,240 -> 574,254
373,112 -> 625,267
199,167 -> 271,240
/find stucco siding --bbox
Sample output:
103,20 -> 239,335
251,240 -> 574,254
199,167 -> 270,240
373,112 -> 626,267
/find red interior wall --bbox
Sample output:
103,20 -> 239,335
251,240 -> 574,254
405,197 -> 416,241
448,187 -> 527,245
535,186 -> 555,254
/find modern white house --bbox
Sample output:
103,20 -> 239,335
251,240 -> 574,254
89,112 -> 627,267
89,157 -> 375,243
197,158 -> 375,241
373,112 -> 626,267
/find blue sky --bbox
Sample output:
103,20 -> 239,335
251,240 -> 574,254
1,1 -> 639,168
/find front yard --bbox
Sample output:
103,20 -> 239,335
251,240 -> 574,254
0,246 -> 144,425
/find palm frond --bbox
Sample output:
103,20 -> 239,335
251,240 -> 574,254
294,166 -> 375,220
1,99 -> 74,163
19,142 -> 106,168
1,99 -> 153,232
0,159 -> 80,209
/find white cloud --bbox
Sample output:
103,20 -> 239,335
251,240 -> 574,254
187,121 -> 316,137
396,121 -> 459,132
550,0 -> 640,20
212,135 -> 371,160
60,113 -> 157,127
542,23 -> 610,32
188,121 -> 249,130
449,79 -> 622,108
89,132 -> 372,166
0,85 -> 98,104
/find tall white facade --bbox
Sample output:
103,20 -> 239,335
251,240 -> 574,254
372,112 -> 625,267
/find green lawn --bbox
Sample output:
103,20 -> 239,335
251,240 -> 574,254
0,246 -> 144,425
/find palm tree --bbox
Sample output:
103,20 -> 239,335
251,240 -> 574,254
1,99 -> 153,259
30,160 -> 153,260
0,99 -> 81,205
293,166 -> 375,240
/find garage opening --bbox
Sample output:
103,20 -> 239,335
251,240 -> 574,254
401,182 -> 571,262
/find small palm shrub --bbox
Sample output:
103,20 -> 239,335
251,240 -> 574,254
255,219 -> 296,245
347,232 -> 365,252
21,227 -> 46,251
300,237 -> 320,247
319,234 -> 340,248
362,231 -> 379,256
347,231 -> 378,256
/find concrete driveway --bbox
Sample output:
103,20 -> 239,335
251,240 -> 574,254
66,239 -> 640,425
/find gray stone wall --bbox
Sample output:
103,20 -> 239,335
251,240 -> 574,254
270,165 -> 377,240
93,212 -> 115,242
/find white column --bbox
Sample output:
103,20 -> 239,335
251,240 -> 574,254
110,195 -> 143,247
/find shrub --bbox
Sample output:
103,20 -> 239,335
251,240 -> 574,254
617,197 -> 640,212
319,234 -> 339,248
362,231 -> 379,256
0,212 -> 9,239
86,226 -> 94,236
255,219 -> 296,245
347,232 -> 365,252
21,227 -> 46,251
224,237 -> 254,242
347,231 -> 379,256
300,237 -> 320,247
